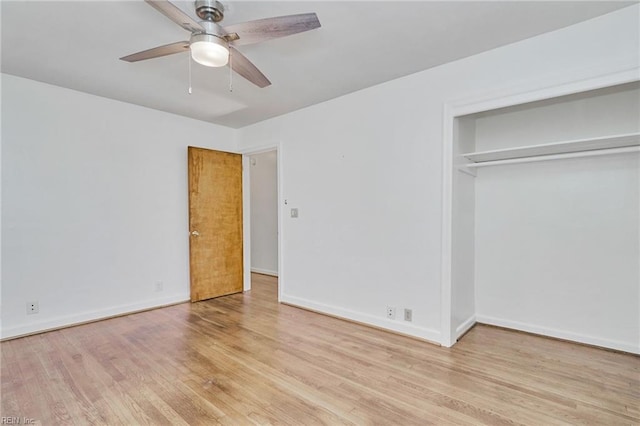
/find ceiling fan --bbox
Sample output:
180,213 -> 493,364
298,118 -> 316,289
120,0 -> 321,88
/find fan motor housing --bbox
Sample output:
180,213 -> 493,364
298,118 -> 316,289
199,20 -> 226,38
196,0 -> 224,22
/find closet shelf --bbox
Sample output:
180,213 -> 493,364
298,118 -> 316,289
462,132 -> 640,163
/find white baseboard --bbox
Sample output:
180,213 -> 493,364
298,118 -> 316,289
476,314 -> 639,355
1,294 -> 190,340
251,267 -> 278,277
455,315 -> 477,340
280,293 -> 441,344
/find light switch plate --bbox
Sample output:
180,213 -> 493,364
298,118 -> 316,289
290,208 -> 299,218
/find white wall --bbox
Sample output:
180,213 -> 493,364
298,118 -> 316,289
1,74 -> 236,338
475,154 -> 639,353
237,5 -> 639,344
250,151 -> 278,276
451,118 -> 476,339
473,83 -> 640,151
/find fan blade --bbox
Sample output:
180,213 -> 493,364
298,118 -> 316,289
224,13 -> 320,46
120,41 -> 190,62
229,47 -> 271,88
145,0 -> 204,33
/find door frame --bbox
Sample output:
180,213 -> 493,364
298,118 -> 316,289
239,142 -> 284,302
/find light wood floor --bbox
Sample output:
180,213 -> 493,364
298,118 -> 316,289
1,274 -> 638,425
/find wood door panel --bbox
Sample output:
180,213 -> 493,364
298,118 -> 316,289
188,147 -> 243,302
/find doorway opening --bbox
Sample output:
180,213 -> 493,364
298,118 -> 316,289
249,151 -> 278,277
242,146 -> 283,301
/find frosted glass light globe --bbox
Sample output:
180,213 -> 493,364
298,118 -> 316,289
190,34 -> 229,67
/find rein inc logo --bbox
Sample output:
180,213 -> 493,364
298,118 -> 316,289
1,418 -> 35,425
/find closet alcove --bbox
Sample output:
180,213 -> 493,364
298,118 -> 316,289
450,81 -> 640,353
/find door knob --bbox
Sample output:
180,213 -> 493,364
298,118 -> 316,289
191,231 -> 200,236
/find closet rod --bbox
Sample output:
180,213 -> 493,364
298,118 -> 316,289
464,146 -> 640,169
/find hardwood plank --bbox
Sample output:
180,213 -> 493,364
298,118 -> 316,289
1,273 -> 638,425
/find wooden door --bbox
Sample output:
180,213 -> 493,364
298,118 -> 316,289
188,147 -> 243,302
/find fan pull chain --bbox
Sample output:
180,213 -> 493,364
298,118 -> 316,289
229,48 -> 233,93
188,52 -> 193,94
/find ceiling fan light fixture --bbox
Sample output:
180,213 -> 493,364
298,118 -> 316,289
190,33 -> 229,67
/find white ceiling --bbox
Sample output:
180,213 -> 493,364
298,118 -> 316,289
1,1 -> 634,128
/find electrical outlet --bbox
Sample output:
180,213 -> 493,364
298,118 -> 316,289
155,281 -> 164,292
26,301 -> 39,315
404,308 -> 413,322
386,306 -> 396,319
